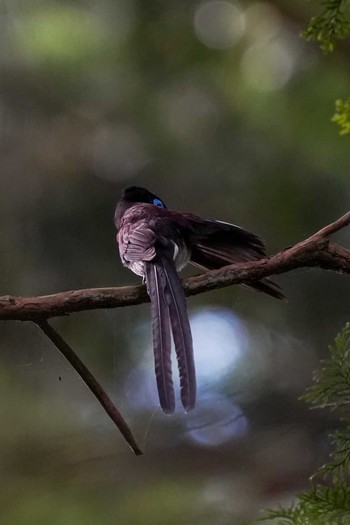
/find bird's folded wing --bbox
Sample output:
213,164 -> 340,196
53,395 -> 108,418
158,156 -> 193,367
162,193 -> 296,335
181,215 -> 284,300
118,223 -> 156,263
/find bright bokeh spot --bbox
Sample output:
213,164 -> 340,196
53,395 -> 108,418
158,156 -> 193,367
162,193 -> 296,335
91,124 -> 148,180
244,2 -> 282,44
190,308 -> 246,382
186,394 -> 248,446
241,37 -> 296,92
194,1 -> 245,50
124,308 -> 246,412
158,83 -> 220,142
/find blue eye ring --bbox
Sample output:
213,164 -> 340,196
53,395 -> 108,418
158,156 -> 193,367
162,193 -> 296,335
153,198 -> 164,207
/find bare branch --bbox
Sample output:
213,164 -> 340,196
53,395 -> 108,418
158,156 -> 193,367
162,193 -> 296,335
0,211 -> 349,321
309,210 -> 350,238
36,320 -> 142,456
1,210 -> 349,456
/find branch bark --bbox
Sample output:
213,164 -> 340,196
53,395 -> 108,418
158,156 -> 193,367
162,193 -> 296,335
1,210 -> 349,455
1,211 -> 349,321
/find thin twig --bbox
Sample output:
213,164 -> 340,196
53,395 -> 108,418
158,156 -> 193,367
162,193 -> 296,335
36,319 -> 142,456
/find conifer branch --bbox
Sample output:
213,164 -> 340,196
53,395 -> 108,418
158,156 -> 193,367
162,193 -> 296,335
262,323 -> 350,524
303,0 -> 350,52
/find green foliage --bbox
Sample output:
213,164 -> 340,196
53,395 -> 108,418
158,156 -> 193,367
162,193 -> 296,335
303,322 -> 350,410
303,1 -> 350,136
332,98 -> 350,135
260,504 -> 306,525
303,0 -> 350,53
261,323 -> 350,525
316,428 -> 350,481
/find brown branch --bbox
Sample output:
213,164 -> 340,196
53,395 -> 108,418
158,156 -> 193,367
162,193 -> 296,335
37,320 -> 142,456
0,211 -> 349,321
1,210 -> 349,456
308,210 -> 350,238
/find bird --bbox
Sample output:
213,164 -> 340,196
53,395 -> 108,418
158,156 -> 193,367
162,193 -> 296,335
114,186 -> 284,414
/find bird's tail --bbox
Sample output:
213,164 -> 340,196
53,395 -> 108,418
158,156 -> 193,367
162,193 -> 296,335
145,255 -> 196,413
145,261 -> 174,413
161,256 -> 196,411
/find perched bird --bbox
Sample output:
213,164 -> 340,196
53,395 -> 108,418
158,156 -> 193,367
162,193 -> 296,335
115,186 -> 283,414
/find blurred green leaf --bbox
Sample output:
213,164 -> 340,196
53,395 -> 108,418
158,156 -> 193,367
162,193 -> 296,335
12,6 -> 110,65
332,97 -> 350,134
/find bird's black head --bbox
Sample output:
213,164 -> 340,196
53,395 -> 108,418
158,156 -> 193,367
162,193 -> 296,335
121,186 -> 166,208
115,186 -> 166,229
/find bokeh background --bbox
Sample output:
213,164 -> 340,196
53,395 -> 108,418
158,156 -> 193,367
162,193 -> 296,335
0,0 -> 349,523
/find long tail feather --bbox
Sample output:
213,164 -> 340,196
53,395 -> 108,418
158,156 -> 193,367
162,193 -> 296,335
145,262 -> 175,413
162,257 -> 196,412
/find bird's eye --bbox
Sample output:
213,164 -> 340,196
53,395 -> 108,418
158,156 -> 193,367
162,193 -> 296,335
153,198 -> 164,207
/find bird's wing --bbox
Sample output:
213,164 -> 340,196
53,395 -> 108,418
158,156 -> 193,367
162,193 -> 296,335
180,214 -> 284,300
118,222 -> 156,266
